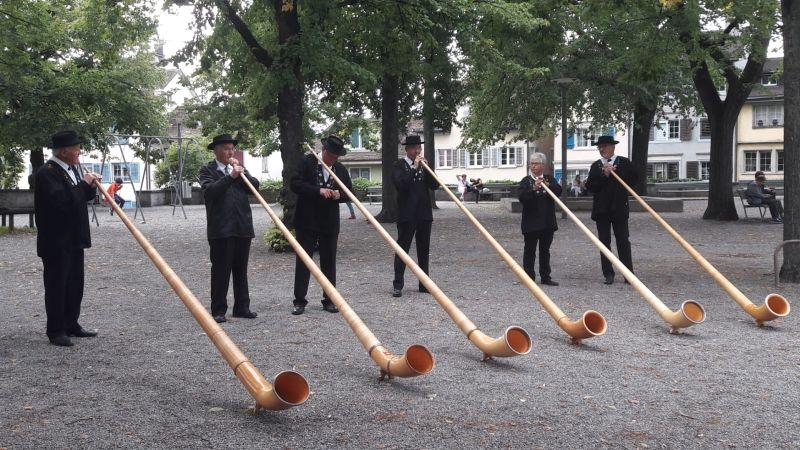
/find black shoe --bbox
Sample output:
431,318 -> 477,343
392,288 -> 402,298
213,315 -> 226,323
291,305 -> 305,315
322,303 -> 339,313
418,286 -> 429,294
232,310 -> 257,319
604,275 -> 615,285
541,279 -> 559,286
49,335 -> 74,347
67,327 -> 98,338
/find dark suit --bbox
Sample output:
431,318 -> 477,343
584,155 -> 638,278
392,158 -> 439,290
34,160 -> 96,338
518,174 -> 561,282
290,154 -> 352,307
199,161 -> 260,317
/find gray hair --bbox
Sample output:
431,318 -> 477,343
530,152 -> 547,166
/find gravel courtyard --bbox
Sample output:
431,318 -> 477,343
1,199 -> 798,449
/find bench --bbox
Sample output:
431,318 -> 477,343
658,189 -> 709,197
736,189 -> 767,219
366,193 -> 382,204
0,207 -> 35,230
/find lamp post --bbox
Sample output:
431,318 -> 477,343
552,77 -> 576,219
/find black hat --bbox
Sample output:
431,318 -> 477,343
50,130 -> 84,149
401,135 -> 424,146
593,135 -> 619,147
321,135 -> 347,156
207,133 -> 239,150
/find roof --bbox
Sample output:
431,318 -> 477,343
746,57 -> 783,102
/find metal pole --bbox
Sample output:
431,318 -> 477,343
560,84 -> 568,219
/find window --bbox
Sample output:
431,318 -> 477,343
744,150 -> 773,172
437,148 -> 454,168
761,73 -> 777,86
777,150 -> 784,172
349,167 -> 370,180
652,119 -> 680,142
700,161 -> 710,180
753,103 -> 783,127
467,149 -> 486,167
574,128 -> 598,148
699,118 -> 712,140
646,162 -> 679,180
112,162 -> 140,183
499,146 -> 523,167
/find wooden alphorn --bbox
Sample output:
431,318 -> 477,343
234,162 -> 434,380
305,144 -> 531,361
84,168 -> 309,411
608,171 -> 790,326
538,181 -> 706,334
419,162 -> 606,344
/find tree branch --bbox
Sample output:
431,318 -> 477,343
215,0 -> 273,68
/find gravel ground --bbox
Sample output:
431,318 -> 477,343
1,199 -> 798,449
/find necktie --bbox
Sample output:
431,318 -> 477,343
224,166 -> 229,175
70,166 -> 81,185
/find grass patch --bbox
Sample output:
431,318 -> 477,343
0,226 -> 36,235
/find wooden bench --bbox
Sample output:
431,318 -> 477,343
366,193 -> 382,204
736,189 -> 767,219
0,207 -> 35,230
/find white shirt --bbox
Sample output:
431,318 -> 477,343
317,163 -> 331,183
215,160 -> 232,175
602,155 -> 618,165
50,156 -> 78,184
404,155 -> 416,169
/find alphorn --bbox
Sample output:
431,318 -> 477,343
236,166 -> 434,380
539,182 -> 706,334
419,162 -> 607,344
85,169 -> 309,411
608,171 -> 790,326
305,144 -> 531,361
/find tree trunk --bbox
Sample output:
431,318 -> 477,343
28,149 -> 45,189
375,73 -> 399,223
702,110 -> 739,220
423,83 -> 438,209
631,101 -> 656,195
780,0 -> 800,282
274,0 -> 303,228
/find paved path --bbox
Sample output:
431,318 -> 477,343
1,200 -> 798,449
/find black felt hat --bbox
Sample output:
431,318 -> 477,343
592,135 -> 619,146
322,135 -> 347,156
401,135 -> 424,146
50,130 -> 84,149
207,134 -> 239,150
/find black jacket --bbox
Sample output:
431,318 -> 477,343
584,155 -> 638,221
518,174 -> 561,234
393,158 -> 438,223
290,154 -> 352,235
199,161 -> 260,240
34,160 -> 96,257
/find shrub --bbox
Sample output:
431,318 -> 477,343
263,226 -> 294,253
260,179 -> 283,190
351,177 -> 375,191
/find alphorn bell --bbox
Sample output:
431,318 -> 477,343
305,144 -> 531,361
538,182 -> 706,334
235,163 -> 434,380
85,168 -> 309,411
419,162 -> 607,344
608,171 -> 790,326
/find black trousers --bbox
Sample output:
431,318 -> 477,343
294,228 -> 338,307
761,198 -> 784,220
209,237 -> 252,316
523,230 -> 554,282
595,214 -> 633,277
41,248 -> 85,338
393,220 -> 432,290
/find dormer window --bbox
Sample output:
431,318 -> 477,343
761,73 -> 777,86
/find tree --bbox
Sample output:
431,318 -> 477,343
0,0 -> 166,188
779,0 -> 799,282
662,0 -> 779,220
